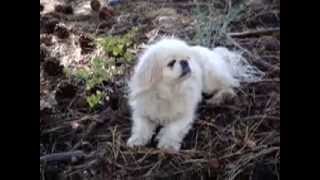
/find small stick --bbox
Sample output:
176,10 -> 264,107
40,150 -> 86,162
242,115 -> 280,121
228,27 -> 280,38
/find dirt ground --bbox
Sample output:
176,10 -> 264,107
40,0 -> 280,179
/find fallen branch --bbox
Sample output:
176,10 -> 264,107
243,78 -> 280,84
40,150 -> 87,163
242,115 -> 280,121
228,27 -> 280,38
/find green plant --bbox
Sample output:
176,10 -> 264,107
86,90 -> 105,109
86,58 -> 108,90
66,29 -> 139,110
98,28 -> 138,63
73,58 -> 106,90
66,56 -> 125,110
73,57 -> 123,91
74,68 -> 90,81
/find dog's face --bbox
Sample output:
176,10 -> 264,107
161,55 -> 192,83
131,38 -> 197,94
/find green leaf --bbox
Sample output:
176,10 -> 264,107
86,90 -> 105,109
124,52 -> 134,63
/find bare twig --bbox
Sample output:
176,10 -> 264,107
248,78 -> 280,83
242,115 -> 280,121
40,150 -> 87,162
228,28 -> 280,38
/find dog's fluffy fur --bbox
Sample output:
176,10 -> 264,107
127,38 -> 264,151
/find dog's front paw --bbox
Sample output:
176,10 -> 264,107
207,89 -> 235,105
157,138 -> 181,152
127,135 -> 148,148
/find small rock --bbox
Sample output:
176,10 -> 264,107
90,0 -> 101,12
54,24 -> 70,39
55,82 -> 77,100
54,5 -> 64,12
43,57 -> 64,76
79,34 -> 95,54
54,4 -> 73,15
40,34 -> 53,46
55,82 -> 78,108
41,15 -> 60,34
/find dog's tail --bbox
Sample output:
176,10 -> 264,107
212,47 -> 265,83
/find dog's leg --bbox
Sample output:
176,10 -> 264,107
127,114 -> 156,148
156,115 -> 194,152
207,88 -> 235,105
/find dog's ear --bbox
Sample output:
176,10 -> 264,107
131,50 -> 162,92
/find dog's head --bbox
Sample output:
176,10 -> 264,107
131,38 -> 195,93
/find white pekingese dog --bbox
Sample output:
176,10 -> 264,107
126,37 -> 264,152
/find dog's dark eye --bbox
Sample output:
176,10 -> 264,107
167,60 -> 176,67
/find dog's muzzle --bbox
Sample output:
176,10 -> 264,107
180,60 -> 191,78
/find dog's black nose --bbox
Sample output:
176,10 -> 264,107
180,60 -> 191,77
180,60 -> 188,69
